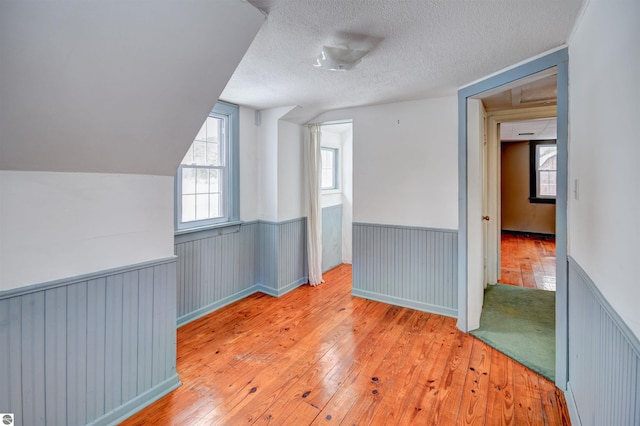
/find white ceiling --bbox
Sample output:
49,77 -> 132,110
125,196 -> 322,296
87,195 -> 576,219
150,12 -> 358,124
222,0 -> 584,122
501,118 -> 557,141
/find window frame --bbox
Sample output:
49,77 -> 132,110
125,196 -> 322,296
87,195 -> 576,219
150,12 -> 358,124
320,147 -> 339,191
175,101 -> 240,233
529,139 -> 557,204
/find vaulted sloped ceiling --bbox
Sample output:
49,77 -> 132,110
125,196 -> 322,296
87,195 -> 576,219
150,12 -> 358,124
0,1 -> 264,176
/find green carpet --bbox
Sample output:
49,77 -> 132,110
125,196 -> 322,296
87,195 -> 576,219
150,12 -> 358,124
470,284 -> 555,382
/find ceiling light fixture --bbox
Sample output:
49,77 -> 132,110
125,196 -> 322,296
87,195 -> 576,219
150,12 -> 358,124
313,45 -> 369,71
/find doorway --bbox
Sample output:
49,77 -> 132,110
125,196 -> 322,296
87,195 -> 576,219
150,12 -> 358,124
472,111 -> 559,381
457,48 -> 569,388
319,121 -> 353,273
499,117 -> 557,290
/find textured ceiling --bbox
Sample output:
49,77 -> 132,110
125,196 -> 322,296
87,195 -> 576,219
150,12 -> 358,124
501,118 -> 557,141
222,0 -> 584,122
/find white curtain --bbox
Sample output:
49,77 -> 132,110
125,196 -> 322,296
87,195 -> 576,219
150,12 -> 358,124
307,124 -> 324,286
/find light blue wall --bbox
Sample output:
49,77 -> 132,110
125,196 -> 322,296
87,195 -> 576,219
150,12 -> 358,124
175,222 -> 259,326
322,204 -> 343,272
276,218 -> 308,292
0,258 -> 180,426
352,222 -> 458,317
176,219 -> 308,327
566,257 -> 640,426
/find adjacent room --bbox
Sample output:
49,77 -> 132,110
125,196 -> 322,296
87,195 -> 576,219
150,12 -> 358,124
1,0 -> 638,425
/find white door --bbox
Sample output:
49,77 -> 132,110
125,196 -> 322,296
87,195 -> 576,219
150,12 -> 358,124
482,111 -> 489,287
466,98 -> 485,331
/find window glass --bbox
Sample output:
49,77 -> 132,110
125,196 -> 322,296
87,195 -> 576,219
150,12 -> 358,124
537,146 -> 557,197
530,140 -> 557,203
321,148 -> 337,190
176,102 -> 238,230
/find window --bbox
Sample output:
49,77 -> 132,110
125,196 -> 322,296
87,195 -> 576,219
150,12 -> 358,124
529,140 -> 557,204
321,147 -> 338,190
176,102 -> 239,231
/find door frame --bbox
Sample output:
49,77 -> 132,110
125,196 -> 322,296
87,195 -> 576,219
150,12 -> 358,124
457,48 -> 569,389
485,105 -> 558,283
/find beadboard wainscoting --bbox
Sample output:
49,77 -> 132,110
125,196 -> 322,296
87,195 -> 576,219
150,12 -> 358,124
352,222 -> 458,317
258,218 -> 307,295
275,218 -> 308,293
322,204 -> 343,273
0,258 -> 180,426
176,219 -> 308,327
175,222 -> 259,327
566,257 -> 640,426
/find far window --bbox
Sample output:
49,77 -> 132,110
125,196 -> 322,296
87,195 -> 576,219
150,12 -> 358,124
321,147 -> 338,190
529,140 -> 557,204
176,101 -> 239,231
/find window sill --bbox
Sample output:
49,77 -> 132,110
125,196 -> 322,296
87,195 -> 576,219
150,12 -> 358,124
175,220 -> 242,243
529,197 -> 556,205
322,189 -> 342,195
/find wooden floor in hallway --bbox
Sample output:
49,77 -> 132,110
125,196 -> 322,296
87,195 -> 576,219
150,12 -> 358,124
499,231 -> 556,291
121,264 -> 570,425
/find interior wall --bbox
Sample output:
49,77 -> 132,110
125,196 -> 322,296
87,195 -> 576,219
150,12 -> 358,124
257,107 -> 285,222
239,106 -> 260,222
0,172 -> 174,291
569,0 -> 640,337
501,141 -> 556,234
341,128 -> 354,264
277,120 -> 305,221
314,96 -> 458,230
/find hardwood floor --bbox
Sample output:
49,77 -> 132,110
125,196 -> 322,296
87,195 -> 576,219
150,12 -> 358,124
499,232 -> 556,291
121,264 -> 570,425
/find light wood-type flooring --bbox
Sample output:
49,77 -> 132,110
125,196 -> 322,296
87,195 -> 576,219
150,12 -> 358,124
121,264 -> 570,425
499,232 -> 556,291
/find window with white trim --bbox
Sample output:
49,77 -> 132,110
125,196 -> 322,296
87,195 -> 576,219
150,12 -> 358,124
176,102 -> 239,231
529,139 -> 557,204
321,147 -> 338,190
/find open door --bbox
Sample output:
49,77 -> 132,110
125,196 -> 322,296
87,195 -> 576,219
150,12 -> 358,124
458,49 -> 569,388
465,98 -> 486,331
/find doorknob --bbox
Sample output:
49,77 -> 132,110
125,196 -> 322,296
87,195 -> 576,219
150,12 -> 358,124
482,216 -> 490,221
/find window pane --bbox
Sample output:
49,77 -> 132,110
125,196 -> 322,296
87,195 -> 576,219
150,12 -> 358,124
321,170 -> 333,189
181,194 -> 196,222
176,102 -> 238,229
539,170 -> 557,196
321,148 -> 335,189
193,141 -> 206,165
195,168 -> 209,194
209,193 -> 221,218
205,117 -> 221,143
206,141 -> 220,166
181,168 -> 196,195
537,146 -> 557,168
195,194 -> 209,220
209,169 -> 219,192
536,144 -> 557,197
